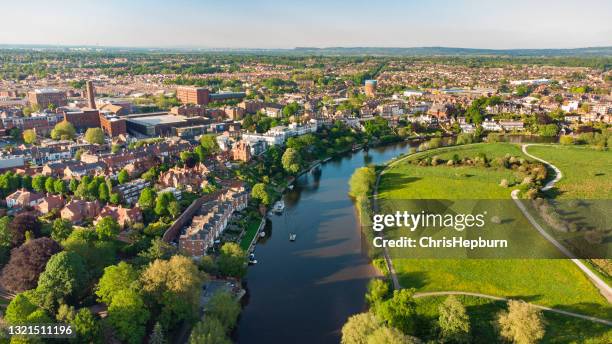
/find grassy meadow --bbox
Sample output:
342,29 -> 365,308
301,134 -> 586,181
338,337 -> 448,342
376,143 -> 612,324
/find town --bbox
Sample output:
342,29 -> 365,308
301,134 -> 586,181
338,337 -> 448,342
0,45 -> 610,344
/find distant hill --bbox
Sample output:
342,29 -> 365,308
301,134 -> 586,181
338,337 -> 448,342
1,45 -> 612,57
289,46 -> 612,57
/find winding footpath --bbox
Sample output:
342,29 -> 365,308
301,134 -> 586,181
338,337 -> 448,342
372,143 -> 611,326
414,291 -> 612,326
512,144 -> 612,303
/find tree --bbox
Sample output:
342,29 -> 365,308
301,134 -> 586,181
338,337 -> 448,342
438,296 -> 470,343
98,182 -> 109,202
109,192 -> 121,204
194,145 -> 207,162
71,308 -> 101,343
341,312 -> 380,344
84,127 -> 105,144
150,322 -> 166,344
9,213 -> 42,246
0,237 -> 61,293
217,242 -> 247,278
63,228 -> 117,279
365,279 -> 389,307
96,261 -> 139,305
538,124 -> 559,137
189,317 -> 230,344
348,166 -> 376,199
180,151 -> 199,168
108,289 -> 150,344
206,291 -> 241,331
376,289 -> 418,335
5,290 -> 52,325
138,187 -> 156,209
45,176 -> 56,193
200,134 -> 220,154
251,183 -> 271,205
137,238 -> 176,264
36,251 -> 88,311
23,129 -> 37,144
95,216 -> 120,241
168,201 -> 182,218
282,147 -> 302,174
32,175 -> 47,193
117,169 -> 130,184
154,192 -> 176,217
51,120 -> 76,140
51,218 -> 73,242
497,300 -> 545,344
21,174 -> 32,190
53,179 -> 66,194
0,216 -> 12,248
69,179 -> 79,193
140,256 -> 205,329
366,326 -> 420,344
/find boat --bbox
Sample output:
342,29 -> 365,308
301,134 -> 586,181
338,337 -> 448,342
248,253 -> 258,265
272,201 -> 285,213
289,233 -> 297,241
259,231 -> 266,238
288,184 -> 294,190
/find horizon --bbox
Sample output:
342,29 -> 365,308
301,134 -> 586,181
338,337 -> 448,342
1,0 -> 611,49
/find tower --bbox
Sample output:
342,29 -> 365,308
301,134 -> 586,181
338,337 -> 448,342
86,81 -> 96,109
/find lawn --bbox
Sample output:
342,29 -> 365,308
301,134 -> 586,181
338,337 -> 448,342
526,145 -> 612,199
376,143 -> 612,322
240,217 -> 262,250
415,295 -> 612,344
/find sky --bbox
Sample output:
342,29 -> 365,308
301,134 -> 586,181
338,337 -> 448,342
1,0 -> 611,49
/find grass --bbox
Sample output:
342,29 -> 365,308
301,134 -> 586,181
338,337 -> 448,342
527,145 -> 612,199
376,143 -> 612,323
240,217 -> 262,250
415,295 -> 612,344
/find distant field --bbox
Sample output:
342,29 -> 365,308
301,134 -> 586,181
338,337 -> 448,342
415,295 -> 612,344
526,145 -> 612,199
377,143 -> 612,321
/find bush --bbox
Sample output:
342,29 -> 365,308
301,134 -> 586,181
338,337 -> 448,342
559,135 -> 574,145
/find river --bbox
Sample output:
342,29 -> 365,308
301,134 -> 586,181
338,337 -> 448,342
235,142 -> 415,344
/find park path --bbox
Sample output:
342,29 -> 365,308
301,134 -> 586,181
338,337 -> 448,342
512,144 -> 612,303
373,169 -> 401,290
413,291 -> 612,326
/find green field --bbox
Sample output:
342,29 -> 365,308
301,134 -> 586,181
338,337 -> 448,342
415,295 -> 612,344
377,143 -> 612,325
526,145 -> 612,199
240,218 -> 262,250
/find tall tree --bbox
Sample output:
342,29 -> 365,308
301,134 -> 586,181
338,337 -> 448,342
0,237 -> 61,293
341,312 -> 380,344
438,296 -> 470,343
95,216 -> 120,241
95,261 -> 139,305
51,120 -> 76,140
189,317 -> 230,344
206,291 -> 241,331
497,300 -> 545,344
281,147 -> 302,174
36,251 -> 88,311
9,213 -> 42,246
138,187 -> 156,209
84,127 -> 105,144
107,289 -> 150,344
217,243 -> 247,278
23,129 -> 37,144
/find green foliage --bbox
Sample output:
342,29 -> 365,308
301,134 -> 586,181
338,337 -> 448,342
365,279 -> 390,307
341,312 -> 380,344
538,124 -> 559,137
375,289 -> 418,335
189,317 -> 231,344
438,296 -> 470,343
95,216 -> 120,240
363,117 -> 392,138
108,289 -> 150,344
96,262 -> 139,305
36,251 -> 88,311
84,127 -> 105,144
51,120 -> 76,140
154,192 -> 176,217
51,218 -> 73,242
206,291 -> 241,331
217,242 -> 247,278
200,134 -> 220,154
497,300 -> 545,344
149,322 -> 166,344
348,166 -> 376,199
251,183 -> 271,205
22,129 -> 37,144
71,308 -> 101,343
117,169 -> 130,184
62,228 -> 117,278
5,290 -> 51,325
282,147 -> 302,174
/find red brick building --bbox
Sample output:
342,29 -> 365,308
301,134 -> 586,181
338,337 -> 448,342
99,113 -> 127,137
64,109 -> 101,130
176,86 -> 210,106
28,89 -> 67,109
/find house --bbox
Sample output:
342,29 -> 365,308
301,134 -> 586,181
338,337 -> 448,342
60,199 -> 101,223
482,119 -> 502,132
113,179 -> 150,206
5,189 -> 44,209
96,205 -> 143,228
35,195 -> 65,214
231,141 -> 252,162
63,162 -> 107,179
158,163 -> 209,192
499,121 -> 525,131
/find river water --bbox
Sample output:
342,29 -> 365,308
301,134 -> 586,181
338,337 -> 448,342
235,142 -> 414,344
